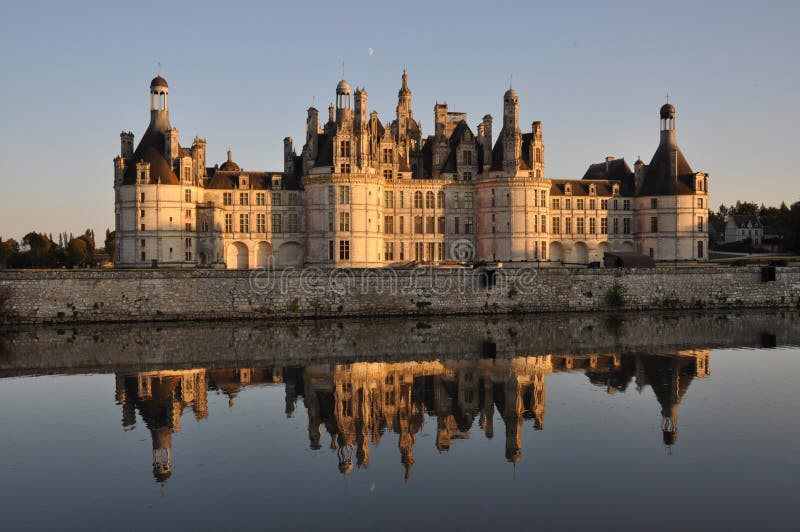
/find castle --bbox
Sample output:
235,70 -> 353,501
114,72 -> 709,268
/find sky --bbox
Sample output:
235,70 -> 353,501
0,0 -> 798,241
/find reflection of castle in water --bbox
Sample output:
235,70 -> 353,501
116,351 -> 709,482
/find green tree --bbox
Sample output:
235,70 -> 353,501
22,232 -> 53,267
104,229 -> 116,263
67,237 -> 89,267
0,238 -> 19,269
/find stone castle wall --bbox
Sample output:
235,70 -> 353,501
0,266 -> 798,324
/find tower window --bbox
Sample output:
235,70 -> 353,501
651,198 -> 658,209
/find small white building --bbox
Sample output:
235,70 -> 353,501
724,215 -> 763,246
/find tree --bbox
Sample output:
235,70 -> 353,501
0,238 -> 19,269
22,232 -> 53,267
67,237 -> 89,267
104,229 -> 116,263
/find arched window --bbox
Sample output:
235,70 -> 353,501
426,191 -> 435,209
414,191 -> 423,209
437,191 -> 445,208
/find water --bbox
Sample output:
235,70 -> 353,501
1,311 -> 799,531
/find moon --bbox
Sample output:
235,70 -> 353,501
368,47 -> 374,56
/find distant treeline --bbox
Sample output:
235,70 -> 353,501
0,229 -> 114,269
709,200 -> 800,252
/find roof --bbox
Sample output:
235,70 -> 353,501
729,214 -> 762,228
206,171 -> 301,190
121,126 -> 180,185
150,75 -> 168,88
637,132 -> 697,196
549,179 -> 616,197
603,252 -> 656,268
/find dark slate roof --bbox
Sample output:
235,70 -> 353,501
206,171 -> 301,190
637,133 -> 696,196
548,179 -> 616,196
219,159 -> 241,172
582,158 -> 633,181
519,133 -> 533,171
150,75 -> 168,88
489,133 -> 504,171
314,133 -> 333,168
420,137 -> 433,178
730,214 -> 761,228
440,121 -> 476,173
122,126 -> 180,185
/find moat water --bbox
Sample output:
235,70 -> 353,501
1,311 -> 799,531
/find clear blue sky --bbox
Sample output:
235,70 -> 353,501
1,0 -> 798,241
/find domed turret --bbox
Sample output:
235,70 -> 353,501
219,149 -> 240,172
150,75 -> 168,89
336,78 -> 351,111
504,87 -> 518,104
336,78 -> 351,95
660,103 -> 676,119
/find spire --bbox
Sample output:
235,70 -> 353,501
227,149 -> 232,163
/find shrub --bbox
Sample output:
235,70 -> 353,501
606,282 -> 626,308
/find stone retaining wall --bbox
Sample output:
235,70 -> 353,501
1,266 -> 798,324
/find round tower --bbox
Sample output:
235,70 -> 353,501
149,75 -> 170,132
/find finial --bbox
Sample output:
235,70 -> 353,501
227,149 -> 232,162
509,74 -> 513,89
665,92 -> 670,104
341,61 -> 345,79
157,61 -> 161,76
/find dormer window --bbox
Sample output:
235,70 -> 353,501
565,184 -> 572,195
612,184 -> 620,195
271,176 -> 281,190
589,184 -> 596,195
240,176 -> 248,188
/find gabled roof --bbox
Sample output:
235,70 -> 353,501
122,126 -> 180,185
549,179 -> 617,197
729,214 -> 761,228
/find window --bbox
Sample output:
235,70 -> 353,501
327,212 -> 334,231
437,191 -> 445,208
399,216 -> 405,234
288,212 -> 298,232
540,241 -> 547,261
697,216 -> 704,232
185,189 -> 192,202
225,213 -> 233,233
185,209 -> 192,219
533,215 -> 538,233
613,218 -> 619,234
437,243 -> 445,261
271,175 -> 281,190
698,241 -> 704,258
339,212 -> 350,231
185,223 -> 191,231
465,216 -> 474,234
464,150 -> 473,165
414,191 -> 423,208
272,192 -> 282,206
328,241 -> 335,260
600,217 -> 608,234
223,192 -> 232,205
185,237 -> 192,247
426,243 -> 435,261
613,199 -> 618,210
454,216 -> 460,234
565,217 -> 572,234
288,193 -> 298,206
141,251 -> 146,261
650,217 -> 658,233
239,213 -> 249,232
623,217 -> 631,234
382,148 -> 392,164
185,251 -> 192,261
589,217 -> 596,234
577,217 -> 585,234
414,216 -> 423,234
576,198 -> 585,210
589,185 -> 596,196
383,169 -> 393,180
462,172 -> 472,181
384,191 -> 394,208
271,213 -> 282,233
426,216 -> 435,234
384,242 -> 394,261
539,190 -> 546,207
327,186 -> 335,205
589,199 -> 596,210
565,184 -> 572,195
339,240 -> 350,260
141,239 -> 146,248
491,190 -> 495,207
698,198 -> 704,208
463,192 -> 474,209
650,198 -> 658,209
565,198 -> 572,210
399,242 -> 405,260
340,140 -> 351,157
601,199 -> 608,210
426,191 -> 435,209
649,247 -> 654,258
438,216 -> 445,233
541,217 -> 546,233
140,192 -> 145,202
552,198 -> 561,209
623,199 -> 631,210
399,191 -> 405,208
339,163 -> 351,174
256,192 -> 266,206
256,213 -> 266,233
384,216 -> 394,234
552,217 -> 560,234
414,242 -> 424,261
453,192 -> 460,209
338,186 -> 350,204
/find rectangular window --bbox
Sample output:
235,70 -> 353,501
437,243 -> 445,261
140,192 -> 145,202
462,172 -> 472,181
464,192 -> 474,209
552,217 -> 560,234
239,192 -> 248,206
399,215 -> 405,234
454,216 -> 460,234
589,217 -> 596,234
328,240 -> 334,260
185,222 -> 191,231
651,198 -> 658,209
340,163 -> 351,174
339,212 -> 350,231
271,192 -> 282,206
271,176 -> 281,190
185,209 -> 192,219
576,199 -> 585,210
272,213 -> 282,233
399,242 -> 405,260
425,243 -> 435,261
185,189 -> 192,202
327,185 -> 335,205
414,242 -> 424,261
698,240 -> 704,258
338,186 -> 350,205
384,215 -> 394,234
414,216 -> 423,234
650,216 -> 658,233
464,151 -> 473,165
382,148 -> 392,164
256,213 -> 266,233
140,209 -> 145,218
426,216 -> 435,234
589,199 -> 596,210
287,212 -> 298,232
225,213 -> 233,233
565,198 -> 572,210
540,241 -> 546,261
541,217 -> 546,233
384,191 -> 394,208
453,192 -> 460,209
438,216 -> 445,234
256,192 -> 266,206
539,190 -> 546,207
384,242 -> 394,261
339,240 -> 350,260
601,217 -> 608,234
565,217 -> 572,234
613,199 -> 618,210
288,192 -> 298,206
601,199 -> 608,210
623,217 -> 631,234
437,191 -> 445,209
239,213 -> 249,232
551,198 -> 560,210
399,191 -> 405,208
698,198 -> 704,208
613,217 -> 619,235
534,215 -> 538,233
185,237 -> 192,247
623,199 -> 631,210
223,192 -> 232,205
141,239 -> 146,248
340,140 -> 351,157
697,216 -> 704,232
465,217 -> 474,234
141,251 -> 146,261
577,217 -> 585,234
383,169 -> 393,180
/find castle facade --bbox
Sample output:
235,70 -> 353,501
114,72 -> 709,268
